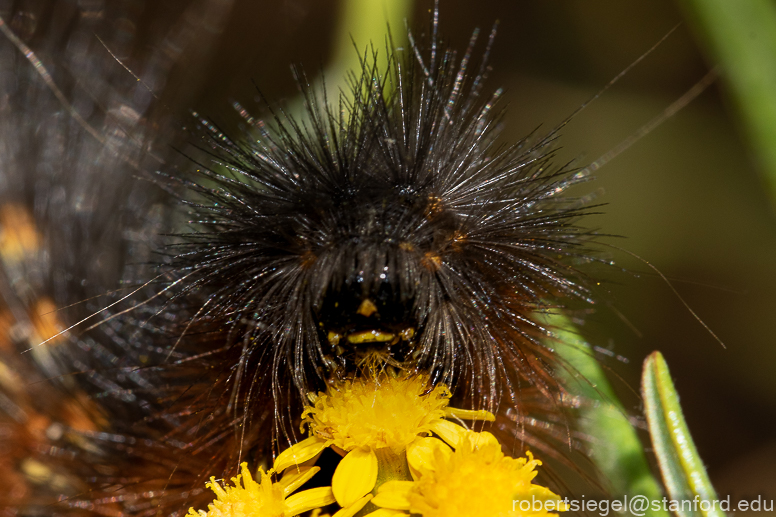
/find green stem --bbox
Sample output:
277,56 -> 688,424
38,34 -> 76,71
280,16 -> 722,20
373,447 -> 412,486
356,448 -> 412,517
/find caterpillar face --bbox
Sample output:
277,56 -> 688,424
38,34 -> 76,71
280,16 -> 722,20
310,188 -> 439,365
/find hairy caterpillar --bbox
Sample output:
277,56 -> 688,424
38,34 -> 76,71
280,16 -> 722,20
0,0 -> 767,514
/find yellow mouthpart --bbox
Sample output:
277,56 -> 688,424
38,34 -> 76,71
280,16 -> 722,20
346,330 -> 396,344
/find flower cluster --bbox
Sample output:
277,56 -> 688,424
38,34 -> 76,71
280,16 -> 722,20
188,372 -> 566,517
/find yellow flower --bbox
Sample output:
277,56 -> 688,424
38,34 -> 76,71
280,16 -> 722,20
371,432 -> 567,517
190,374 -> 565,517
273,372 -> 494,509
187,462 -> 335,517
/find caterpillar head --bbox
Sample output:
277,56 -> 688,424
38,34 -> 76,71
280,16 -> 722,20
167,33 -> 595,416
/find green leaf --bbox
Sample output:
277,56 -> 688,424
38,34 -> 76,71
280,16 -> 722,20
678,0 -> 776,207
288,0 -> 414,118
545,313 -> 668,517
641,351 -> 723,517
329,0 -> 414,80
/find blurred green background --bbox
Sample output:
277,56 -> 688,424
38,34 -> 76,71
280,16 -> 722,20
151,0 -> 776,500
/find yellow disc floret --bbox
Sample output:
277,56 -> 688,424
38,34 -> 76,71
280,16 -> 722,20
188,463 -> 334,517
187,464 -> 286,517
374,433 -> 567,517
412,436 -> 565,516
301,373 -> 452,454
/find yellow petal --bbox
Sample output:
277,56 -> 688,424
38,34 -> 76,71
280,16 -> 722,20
443,407 -> 495,421
406,437 -> 452,478
279,466 -> 320,497
284,486 -> 336,517
371,480 -> 414,510
468,430 -> 499,449
429,419 -> 468,448
527,484 -> 567,508
332,494 -> 373,517
275,436 -> 327,473
332,447 -> 378,507
361,510 -> 407,517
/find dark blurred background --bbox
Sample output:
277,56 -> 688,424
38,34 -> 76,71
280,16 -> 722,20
102,0 -> 776,500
